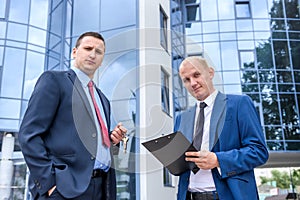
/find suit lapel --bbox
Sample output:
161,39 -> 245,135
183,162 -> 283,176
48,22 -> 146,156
67,70 -> 95,122
209,92 -> 227,150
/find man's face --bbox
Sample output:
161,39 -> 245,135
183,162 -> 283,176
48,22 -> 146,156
179,62 -> 214,101
72,36 -> 105,79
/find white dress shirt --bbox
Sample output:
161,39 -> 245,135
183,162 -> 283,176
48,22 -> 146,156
188,90 -> 218,192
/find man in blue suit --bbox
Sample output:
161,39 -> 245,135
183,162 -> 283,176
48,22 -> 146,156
174,57 -> 269,200
19,32 -> 127,200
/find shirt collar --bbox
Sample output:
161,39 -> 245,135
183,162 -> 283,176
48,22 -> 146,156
71,66 -> 95,87
197,90 -> 218,108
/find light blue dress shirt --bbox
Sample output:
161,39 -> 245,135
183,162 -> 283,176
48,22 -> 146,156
71,67 -> 111,171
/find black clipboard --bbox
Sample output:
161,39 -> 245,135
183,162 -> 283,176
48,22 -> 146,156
142,131 -> 198,175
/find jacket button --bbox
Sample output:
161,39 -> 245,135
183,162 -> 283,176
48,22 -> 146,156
91,156 -> 95,160
92,133 -> 96,138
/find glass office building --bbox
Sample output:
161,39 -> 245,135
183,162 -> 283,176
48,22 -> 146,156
171,0 -> 300,167
0,0 -> 299,199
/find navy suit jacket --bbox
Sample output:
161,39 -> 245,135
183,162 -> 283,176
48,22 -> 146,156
19,70 -> 116,199
174,92 -> 269,200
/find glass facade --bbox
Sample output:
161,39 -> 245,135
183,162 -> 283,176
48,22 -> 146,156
0,0 -> 138,199
171,0 -> 300,153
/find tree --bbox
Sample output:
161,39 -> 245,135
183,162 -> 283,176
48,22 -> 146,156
260,169 -> 300,189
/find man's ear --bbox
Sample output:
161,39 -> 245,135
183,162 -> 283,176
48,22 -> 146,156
71,47 -> 77,59
209,67 -> 215,79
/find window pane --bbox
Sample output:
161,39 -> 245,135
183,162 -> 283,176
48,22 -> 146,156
1,48 -> 25,98
7,23 -> 28,42
101,0 -> 136,31
223,71 -> 241,84
262,94 -> 280,125
221,42 -> 239,70
28,27 -> 47,47
0,98 -> 21,119
219,20 -> 236,32
73,0 -> 100,35
8,0 -> 30,23
235,1 -> 251,18
251,0 -> 268,18
29,0 -> 48,28
201,0 -> 217,21
218,0 -> 235,20
256,40 -> 273,69
161,67 -> 170,114
24,51 -> 44,99
239,51 -> 255,69
202,21 -> 218,33
279,94 -> 298,125
186,22 -> 202,35
0,0 -> 7,19
186,5 -> 200,21
160,7 -> 168,50
273,41 -> 291,69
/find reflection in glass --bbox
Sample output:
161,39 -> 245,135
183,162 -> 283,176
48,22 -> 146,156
267,141 -> 284,151
273,41 -> 291,69
290,41 -> 300,69
256,41 -> 273,69
265,126 -> 283,140
259,70 -> 276,83
261,93 -> 280,125
279,94 -> 298,125
239,50 -> 254,69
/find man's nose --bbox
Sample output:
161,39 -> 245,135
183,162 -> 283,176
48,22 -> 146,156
89,50 -> 96,58
190,78 -> 197,86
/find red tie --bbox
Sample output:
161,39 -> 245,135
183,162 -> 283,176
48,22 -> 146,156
88,81 -> 110,147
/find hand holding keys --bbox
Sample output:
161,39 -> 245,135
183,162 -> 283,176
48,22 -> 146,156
122,136 -> 129,153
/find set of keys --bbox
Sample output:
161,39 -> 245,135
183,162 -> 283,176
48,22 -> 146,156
122,136 -> 129,153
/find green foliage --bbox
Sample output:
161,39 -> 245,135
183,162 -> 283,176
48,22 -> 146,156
260,169 -> 300,189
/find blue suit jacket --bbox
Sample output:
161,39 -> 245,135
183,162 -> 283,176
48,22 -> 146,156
19,70 -> 116,199
174,92 -> 269,200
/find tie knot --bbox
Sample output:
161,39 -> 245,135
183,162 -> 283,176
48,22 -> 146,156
88,81 -> 94,88
200,102 -> 207,109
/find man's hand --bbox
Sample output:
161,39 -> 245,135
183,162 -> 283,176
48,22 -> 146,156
185,150 -> 219,170
110,122 -> 127,145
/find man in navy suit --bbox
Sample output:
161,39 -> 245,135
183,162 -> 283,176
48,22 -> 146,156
19,32 -> 127,200
174,57 -> 269,200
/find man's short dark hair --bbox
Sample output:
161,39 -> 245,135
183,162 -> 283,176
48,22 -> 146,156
75,31 -> 105,48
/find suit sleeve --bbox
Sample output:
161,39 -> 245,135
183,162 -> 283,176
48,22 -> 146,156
215,95 -> 269,178
19,71 -> 60,195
